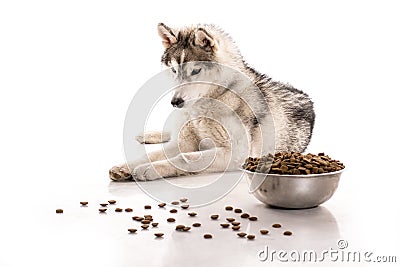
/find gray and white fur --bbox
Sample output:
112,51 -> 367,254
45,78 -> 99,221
109,23 -> 315,181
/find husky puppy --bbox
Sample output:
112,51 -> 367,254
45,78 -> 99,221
109,23 -> 315,181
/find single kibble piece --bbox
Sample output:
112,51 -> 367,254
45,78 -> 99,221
170,209 -> 178,213
192,223 -> 201,227
181,204 -> 189,209
158,203 -> 166,208
226,218 -> 235,222
125,208 -> 133,212
144,214 -> 152,218
232,225 -> 241,231
141,220 -> 151,224
144,216 -> 153,221
171,201 -> 179,205
188,212 -> 197,217
180,198 -> 188,203
203,234 -> 213,239
247,234 -> 256,240
136,217 -> 144,221
240,213 -> 250,219
167,218 -> 176,222
56,209 -> 63,214
237,232 -> 247,238
151,222 -> 159,227
80,202 -> 88,206
220,223 -> 230,228
132,216 -> 139,220
210,214 -> 219,220
234,208 -> 242,213
249,216 -> 258,221
183,227 -> 191,232
141,224 -> 149,229
108,200 -> 116,204
128,228 -> 137,233
272,223 -> 282,228
99,208 -> 107,213
283,231 -> 293,236
175,225 -> 185,230
225,206 -> 233,211
231,221 -> 240,226
154,233 -> 164,237
100,203 -> 108,207
144,205 -> 151,209
260,229 -> 269,235
115,208 -> 123,212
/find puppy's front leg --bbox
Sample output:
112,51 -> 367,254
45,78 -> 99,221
109,141 -> 181,181
133,148 -> 232,181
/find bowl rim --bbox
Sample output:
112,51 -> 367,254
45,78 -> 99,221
239,167 -> 345,179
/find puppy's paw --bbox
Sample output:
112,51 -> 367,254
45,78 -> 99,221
109,164 -> 132,181
133,164 -> 162,181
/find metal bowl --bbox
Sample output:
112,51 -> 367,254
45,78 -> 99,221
241,168 -> 344,209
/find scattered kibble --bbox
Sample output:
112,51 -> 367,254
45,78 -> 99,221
234,208 -> 242,213
247,234 -> 255,240
171,201 -> 179,205
192,223 -> 201,227
175,225 -> 185,231
144,205 -> 151,209
100,203 -> 108,207
283,231 -> 293,236
170,209 -> 178,213
272,223 -> 282,228
225,206 -> 233,211
167,218 -> 176,222
125,208 -> 133,212
231,221 -> 240,226
183,227 -> 191,232
237,232 -> 247,238
56,209 -> 63,214
115,208 -> 123,212
158,203 -> 166,208
108,200 -> 116,204
220,223 -> 230,228
141,224 -> 149,229
99,208 -> 107,213
249,216 -> 258,221
180,198 -> 188,203
260,229 -> 269,235
188,212 -> 197,217
141,220 -> 151,224
154,233 -> 164,237
226,218 -> 235,222
240,213 -> 250,219
210,214 -> 219,220
151,222 -> 159,227
181,204 -> 189,209
128,228 -> 137,233
80,202 -> 88,206
203,234 -> 213,239
232,225 -> 241,231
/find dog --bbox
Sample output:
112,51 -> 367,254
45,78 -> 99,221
109,23 -> 315,181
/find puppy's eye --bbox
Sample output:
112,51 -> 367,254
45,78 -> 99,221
171,67 -> 177,73
191,68 -> 201,76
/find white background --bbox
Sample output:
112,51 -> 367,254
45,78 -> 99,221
0,1 -> 399,266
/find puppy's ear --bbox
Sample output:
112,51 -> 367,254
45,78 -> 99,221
194,28 -> 218,52
158,23 -> 177,49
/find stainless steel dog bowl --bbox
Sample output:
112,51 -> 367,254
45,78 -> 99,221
241,168 -> 344,209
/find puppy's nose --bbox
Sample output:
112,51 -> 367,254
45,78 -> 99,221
171,97 -> 184,108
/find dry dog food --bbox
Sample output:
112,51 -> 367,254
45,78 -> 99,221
141,220 -> 151,224
192,223 -> 201,227
260,229 -> 269,235
56,209 -> 63,214
108,200 -> 116,204
171,201 -> 179,205
225,206 -> 233,211
170,209 -> 178,213
181,204 -> 189,209
144,205 -> 151,209
247,234 -> 255,240
231,222 -> 240,226
167,218 -> 176,222
183,227 -> 191,232
99,208 -> 107,213
151,222 -> 159,227
154,233 -> 164,237
249,216 -> 258,221
226,218 -> 235,222
125,208 -> 133,212
232,226 -> 241,231
220,223 -> 230,228
141,224 -> 149,229
115,208 -> 123,212
158,203 -> 166,208
234,208 -> 242,213
243,152 -> 345,175
203,234 -> 213,239
240,213 -> 250,219
188,212 -> 197,217
237,232 -> 247,238
210,214 -> 219,220
135,216 -> 144,221
272,223 -> 282,228
80,202 -> 88,206
180,198 -> 188,203
100,203 -> 108,207
128,228 -> 137,233
283,231 -> 293,236
175,225 -> 185,231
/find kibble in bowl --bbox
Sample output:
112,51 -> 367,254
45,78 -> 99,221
241,152 -> 345,209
